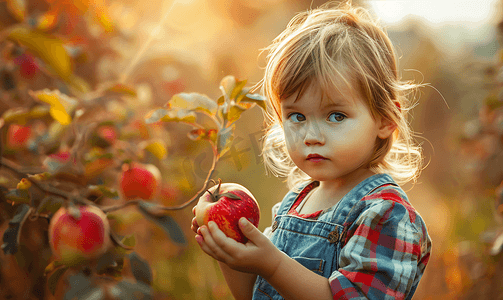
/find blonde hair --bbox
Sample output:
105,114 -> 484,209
256,1 -> 425,190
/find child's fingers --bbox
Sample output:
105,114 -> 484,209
238,217 -> 265,245
192,205 -> 196,216
207,221 -> 241,255
191,217 -> 199,233
200,224 -> 233,262
195,234 -> 216,257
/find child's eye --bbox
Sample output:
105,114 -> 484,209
328,112 -> 346,123
288,113 -> 306,123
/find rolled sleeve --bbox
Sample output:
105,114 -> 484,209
329,199 -> 425,300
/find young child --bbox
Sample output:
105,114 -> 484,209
191,1 -> 432,299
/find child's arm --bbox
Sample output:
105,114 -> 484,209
328,198 -> 432,299
192,211 -> 256,300
216,261 -> 256,300
197,218 -> 334,300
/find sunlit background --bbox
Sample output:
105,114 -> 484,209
1,0 -> 503,298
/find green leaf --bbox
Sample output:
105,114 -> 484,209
145,108 -> 196,124
1,204 -> 31,255
5,189 -> 30,204
47,266 -> 68,295
129,252 -> 152,286
168,92 -> 218,115
122,234 -> 136,248
230,79 -> 248,100
110,231 -> 135,254
137,201 -> 187,245
217,124 -> 235,157
44,259 -> 65,275
96,251 -> 123,277
240,93 -> 267,111
227,104 -> 247,123
36,196 -> 63,214
8,27 -> 72,80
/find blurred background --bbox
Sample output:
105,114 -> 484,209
1,0 -> 503,298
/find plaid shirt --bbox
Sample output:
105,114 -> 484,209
264,184 -> 431,300
328,186 -> 431,299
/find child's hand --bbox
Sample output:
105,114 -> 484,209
195,217 -> 282,279
191,205 -> 199,234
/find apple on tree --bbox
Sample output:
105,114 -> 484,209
6,124 -> 32,149
119,163 -> 160,201
195,179 -> 260,243
48,205 -> 111,266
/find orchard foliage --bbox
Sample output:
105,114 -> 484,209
457,10 -> 503,298
459,20 -> 503,256
0,0 -> 266,298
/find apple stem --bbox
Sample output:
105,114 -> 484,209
215,178 -> 222,195
207,190 -> 218,203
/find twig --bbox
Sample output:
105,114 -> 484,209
0,157 -> 97,208
102,145 -> 219,213
159,148 -> 218,211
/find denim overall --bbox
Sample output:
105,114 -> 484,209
252,173 -> 398,299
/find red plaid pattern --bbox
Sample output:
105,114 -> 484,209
329,186 -> 431,300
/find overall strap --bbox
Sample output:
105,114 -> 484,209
275,181 -> 314,216
327,174 -> 398,243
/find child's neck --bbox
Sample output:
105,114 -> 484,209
311,169 -> 376,211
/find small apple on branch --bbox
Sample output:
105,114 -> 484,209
194,179 -> 259,243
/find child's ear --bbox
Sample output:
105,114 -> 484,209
377,117 -> 397,139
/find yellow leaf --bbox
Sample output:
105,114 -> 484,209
2,107 -> 30,124
29,105 -> 50,119
106,83 -> 137,96
30,90 -> 78,125
220,75 -> 236,99
144,141 -> 167,160
158,109 -> 197,124
168,93 -> 217,115
5,0 -> 26,21
227,104 -> 246,123
8,27 -> 72,80
16,178 -> 31,190
68,74 -> 91,94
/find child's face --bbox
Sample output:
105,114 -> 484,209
280,81 -> 387,185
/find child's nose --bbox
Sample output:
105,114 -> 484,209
303,121 -> 325,146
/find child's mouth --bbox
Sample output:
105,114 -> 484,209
306,154 -> 328,162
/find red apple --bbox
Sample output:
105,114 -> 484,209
48,205 -> 111,266
119,163 -> 159,200
14,53 -> 38,79
195,179 -> 260,243
6,124 -> 31,149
